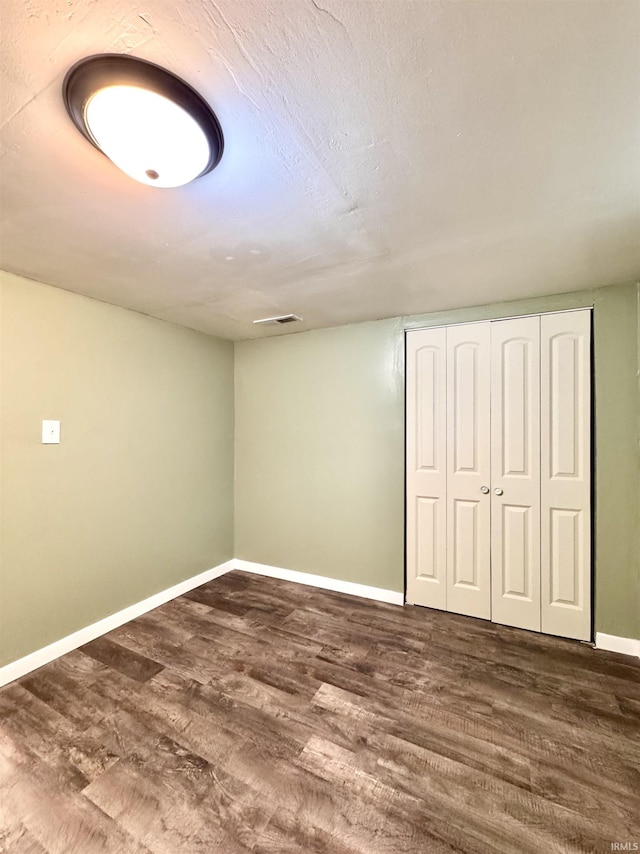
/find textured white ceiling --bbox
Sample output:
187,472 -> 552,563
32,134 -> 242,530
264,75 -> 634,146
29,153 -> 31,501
1,0 -> 639,339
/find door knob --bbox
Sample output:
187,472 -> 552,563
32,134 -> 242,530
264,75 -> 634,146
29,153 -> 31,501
494,488 -> 504,496
480,486 -> 490,494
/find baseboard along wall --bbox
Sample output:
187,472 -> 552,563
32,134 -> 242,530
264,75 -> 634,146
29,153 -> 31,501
0,560 -> 234,688
595,632 -> 640,659
1,561 -> 637,687
233,559 -> 404,606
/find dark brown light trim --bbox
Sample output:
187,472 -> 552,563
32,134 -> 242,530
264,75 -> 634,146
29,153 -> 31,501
63,54 -> 224,177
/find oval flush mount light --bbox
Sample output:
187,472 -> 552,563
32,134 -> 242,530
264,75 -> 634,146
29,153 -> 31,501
63,54 -> 223,188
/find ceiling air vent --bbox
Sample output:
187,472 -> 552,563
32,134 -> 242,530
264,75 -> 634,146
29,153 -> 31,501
253,314 -> 302,326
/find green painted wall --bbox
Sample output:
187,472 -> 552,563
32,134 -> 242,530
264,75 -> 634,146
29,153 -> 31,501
235,319 -> 406,592
235,282 -> 640,641
0,272 -> 234,666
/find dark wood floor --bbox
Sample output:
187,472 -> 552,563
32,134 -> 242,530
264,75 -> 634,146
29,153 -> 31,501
1,571 -> 638,854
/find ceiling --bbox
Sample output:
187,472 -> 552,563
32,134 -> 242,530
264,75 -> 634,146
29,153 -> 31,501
1,0 -> 639,340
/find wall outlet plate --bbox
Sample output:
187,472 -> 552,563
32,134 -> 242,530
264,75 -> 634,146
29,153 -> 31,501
42,420 -> 60,444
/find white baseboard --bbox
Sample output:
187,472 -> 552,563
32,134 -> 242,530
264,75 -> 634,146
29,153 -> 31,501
0,559 -> 403,688
0,560 -> 235,688
4,555 -> 635,690
232,559 -> 405,606
595,632 -> 640,658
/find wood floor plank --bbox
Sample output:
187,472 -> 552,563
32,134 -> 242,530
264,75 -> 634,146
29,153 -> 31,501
78,636 -> 164,683
0,684 -> 118,791
0,816 -> 48,854
1,570 -> 638,853
0,730 -> 153,854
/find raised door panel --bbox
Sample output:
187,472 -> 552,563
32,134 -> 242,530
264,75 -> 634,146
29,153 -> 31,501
406,328 -> 447,609
490,316 -> 541,632
446,323 -> 491,619
541,310 -> 591,641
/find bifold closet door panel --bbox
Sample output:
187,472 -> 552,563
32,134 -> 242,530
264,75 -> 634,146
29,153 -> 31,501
490,316 -> 541,632
541,310 -> 591,641
446,322 -> 491,619
406,327 -> 447,609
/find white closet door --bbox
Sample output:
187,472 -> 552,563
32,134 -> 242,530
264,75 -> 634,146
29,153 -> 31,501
406,328 -> 448,609
541,310 -> 591,641
490,316 -> 541,632
446,322 -> 491,619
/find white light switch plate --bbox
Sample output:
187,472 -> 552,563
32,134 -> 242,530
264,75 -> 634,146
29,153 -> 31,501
42,420 -> 60,444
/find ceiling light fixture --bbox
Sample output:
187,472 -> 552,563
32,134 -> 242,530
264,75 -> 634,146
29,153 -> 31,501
63,54 -> 223,188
